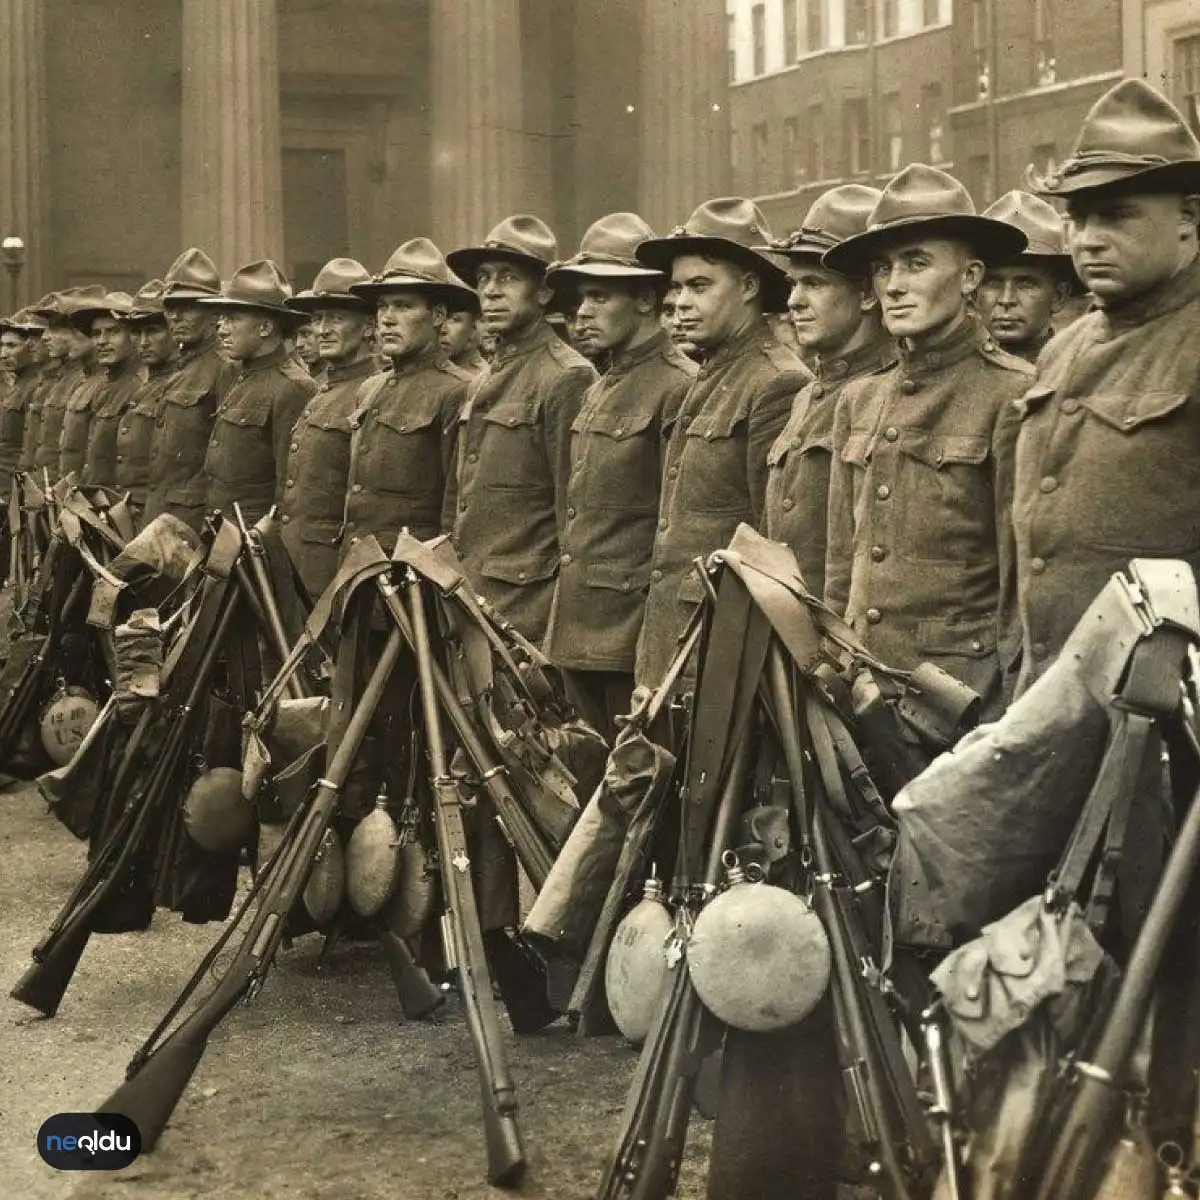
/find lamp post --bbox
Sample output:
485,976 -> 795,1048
2,236 -> 26,313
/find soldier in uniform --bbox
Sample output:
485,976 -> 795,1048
0,309 -> 47,496
823,165 -> 1034,718
19,297 -> 60,475
291,310 -> 323,375
144,248 -> 238,531
445,215 -> 597,643
761,185 -> 891,597
115,280 -> 177,523
437,288 -> 487,375
632,198 -> 811,691
1013,80 -> 1200,693
342,239 -> 474,556
540,212 -> 697,740
197,260 -> 318,524
277,258 -> 378,601
977,190 -> 1084,362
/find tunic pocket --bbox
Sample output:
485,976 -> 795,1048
584,561 -> 653,596
677,393 -> 751,515
480,552 -> 560,587
896,431 -> 993,564
480,400 -> 546,491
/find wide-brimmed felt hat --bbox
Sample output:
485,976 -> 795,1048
162,247 -> 222,304
760,184 -> 883,267
351,238 -> 479,310
446,215 -> 558,284
193,259 -> 295,317
823,164 -> 1028,275
119,279 -> 170,323
286,258 -> 374,314
1030,79 -> 1200,198
634,197 -> 793,312
69,291 -> 135,332
32,285 -> 110,322
0,307 -> 50,335
545,212 -> 663,287
981,191 -> 1087,295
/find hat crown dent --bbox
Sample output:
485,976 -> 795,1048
377,237 -> 453,285
479,214 -> 559,266
982,190 -> 1068,256
309,256 -> 372,296
672,196 -> 775,250
163,247 -> 221,294
578,211 -> 657,260
868,163 -> 980,231
774,184 -> 884,253
1073,79 -> 1200,167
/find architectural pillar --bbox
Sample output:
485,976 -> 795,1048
0,0 -> 49,301
181,0 -> 284,273
429,0 -> 527,250
638,0 -> 732,232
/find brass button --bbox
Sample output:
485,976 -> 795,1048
668,466 -> 679,478
1030,557 -> 1046,575
516,569 -> 527,581
115,455 -> 123,462
876,484 -> 891,500
1039,476 -> 1058,494
281,514 -> 291,524
560,553 -> 572,566
1122,415 -> 1136,427
1060,398 -> 1080,415
651,568 -> 663,583
866,607 -> 882,624
658,518 -> 668,531
782,498 -> 794,510
351,483 -> 363,493
468,452 -> 479,464
971,638 -> 984,652
285,478 -> 294,487
567,506 -> 576,518
870,545 -> 885,562
507,416 -> 517,426
884,426 -> 898,441
811,384 -> 824,400
614,426 -> 624,436
290,442 -> 299,451
1032,641 -> 1048,660
900,379 -> 918,395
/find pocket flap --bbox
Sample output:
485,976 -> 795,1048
916,613 -> 996,657
583,561 -> 653,594
685,393 -> 750,441
374,404 -> 440,435
901,431 -> 990,469
164,387 -> 207,410
768,432 -> 831,468
298,519 -> 344,547
840,430 -> 873,466
480,553 -> 559,586
1081,390 -> 1188,433
219,394 -> 272,428
1017,382 -> 1056,417
573,401 -> 657,441
936,940 -> 991,1022
482,399 -> 539,430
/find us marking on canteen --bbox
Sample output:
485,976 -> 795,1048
37,1112 -> 142,1170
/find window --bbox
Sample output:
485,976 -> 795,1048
882,0 -> 900,38
752,4 -> 767,76
845,98 -> 870,175
923,0 -> 942,25
804,0 -> 823,53
785,0 -> 799,62
970,153 -> 995,205
1174,34 -> 1200,134
728,13 -> 737,82
883,92 -> 903,172
783,117 -> 801,188
921,83 -> 945,163
1034,0 -> 1056,85
845,0 -> 869,43
808,103 -> 826,180
752,122 -> 770,187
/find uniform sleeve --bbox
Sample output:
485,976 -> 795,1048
823,389 -> 856,614
272,379 -> 317,503
992,393 -> 1024,687
746,373 -> 799,527
543,364 -> 595,540
439,381 -> 467,534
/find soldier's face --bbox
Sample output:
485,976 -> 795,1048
786,261 -> 872,354
870,238 -> 982,343
293,322 -> 321,366
133,320 -> 176,367
0,330 -> 30,372
216,309 -> 273,362
978,264 -> 1067,348
669,255 -> 761,351
572,279 -> 650,354
439,310 -> 480,359
661,286 -> 698,355
374,291 -> 441,362
90,316 -> 135,367
311,307 -> 371,364
165,303 -> 217,348
41,326 -> 67,361
475,260 -> 549,338
66,327 -> 94,361
1065,191 -> 1197,303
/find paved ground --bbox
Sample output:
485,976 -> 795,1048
0,786 -> 711,1200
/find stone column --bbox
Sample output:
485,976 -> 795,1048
429,0 -> 527,250
0,0 -> 49,301
181,0 -> 284,272
638,0 -> 732,233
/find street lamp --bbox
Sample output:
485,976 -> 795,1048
2,236 -> 26,312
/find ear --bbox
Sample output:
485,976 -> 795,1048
536,282 -> 555,310
961,258 -> 986,295
431,302 -> 448,330
857,278 -> 879,314
1181,195 -> 1200,235
1051,280 -> 1072,313
635,286 -> 657,315
742,270 -> 763,304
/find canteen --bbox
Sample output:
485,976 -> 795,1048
38,682 -> 100,767
687,854 -> 830,1033
183,765 -> 256,855
346,795 -> 403,918
605,870 -> 674,1042
303,826 -> 345,927
380,800 -> 438,940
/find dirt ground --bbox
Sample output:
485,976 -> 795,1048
0,785 -> 712,1200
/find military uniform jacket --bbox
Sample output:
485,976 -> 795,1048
35,362 -> 89,475
343,347 -> 469,561
1013,261 -> 1200,694
144,336 -> 237,525
0,365 -> 39,490
279,355 -> 377,600
116,359 -> 176,509
450,319 -> 597,643
18,365 -> 50,473
634,319 -> 811,687
79,357 -> 144,488
764,332 -> 894,598
825,317 -> 1032,715
543,330 -> 696,673
203,344 -> 318,524
58,364 -> 108,479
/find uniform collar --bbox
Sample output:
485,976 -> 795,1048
235,343 -> 288,375
897,313 -> 987,378
452,346 -> 488,373
816,328 -> 894,382
1095,259 -> 1200,333
324,355 -> 376,385
42,360 -> 64,379
146,357 -> 177,377
388,341 -> 444,378
697,316 -> 774,375
491,318 -> 557,366
178,332 -> 221,365
104,355 -> 140,381
607,328 -> 672,377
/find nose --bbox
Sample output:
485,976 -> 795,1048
996,279 -> 1020,307
1070,214 -> 1106,253
787,282 -> 808,313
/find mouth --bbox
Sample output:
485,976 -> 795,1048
885,306 -> 915,319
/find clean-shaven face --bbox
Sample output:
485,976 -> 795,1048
571,279 -> 650,355
133,320 -> 176,367
165,303 -> 218,349
374,291 -> 443,362
668,254 -> 759,351
870,238 -> 980,341
90,315 -> 135,367
786,260 -> 872,355
979,263 -> 1066,347
475,260 -> 546,338
311,307 -> 372,365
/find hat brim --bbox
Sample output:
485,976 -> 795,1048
445,246 -> 549,283
284,292 -> 373,315
191,295 -> 297,319
118,308 -> 169,324
68,306 -> 132,331
1032,158 -> 1200,199
823,215 -> 1029,275
161,287 -> 222,305
349,275 -> 479,311
545,261 -> 663,285
992,251 -> 1089,297
634,235 -> 794,313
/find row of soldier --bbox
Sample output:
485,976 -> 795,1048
1,77 -> 1198,750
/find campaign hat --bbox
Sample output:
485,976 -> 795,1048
981,190 -> 1086,295
162,248 -> 222,304
761,184 -> 883,268
446,215 -> 559,283
285,258 -> 374,314
351,239 -> 479,310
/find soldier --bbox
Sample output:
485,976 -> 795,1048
291,310 -> 323,375
538,213 -> 697,739
277,258 -> 378,601
437,289 -> 487,375
445,215 -> 597,643
761,185 -> 891,596
660,284 -> 698,358
632,199 -> 810,690
19,297 -> 59,475
144,248 -> 238,531
823,165 -> 1034,717
0,309 -> 47,496
115,280 -> 177,522
197,260 -> 318,524
1013,80 -> 1200,693
978,190 -> 1085,362
341,239 -> 474,556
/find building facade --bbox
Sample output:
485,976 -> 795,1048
0,0 -> 730,303
1123,0 -> 1200,134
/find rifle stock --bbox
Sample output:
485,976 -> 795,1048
378,928 -> 444,1020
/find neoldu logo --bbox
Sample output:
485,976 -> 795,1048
37,1113 -> 141,1170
